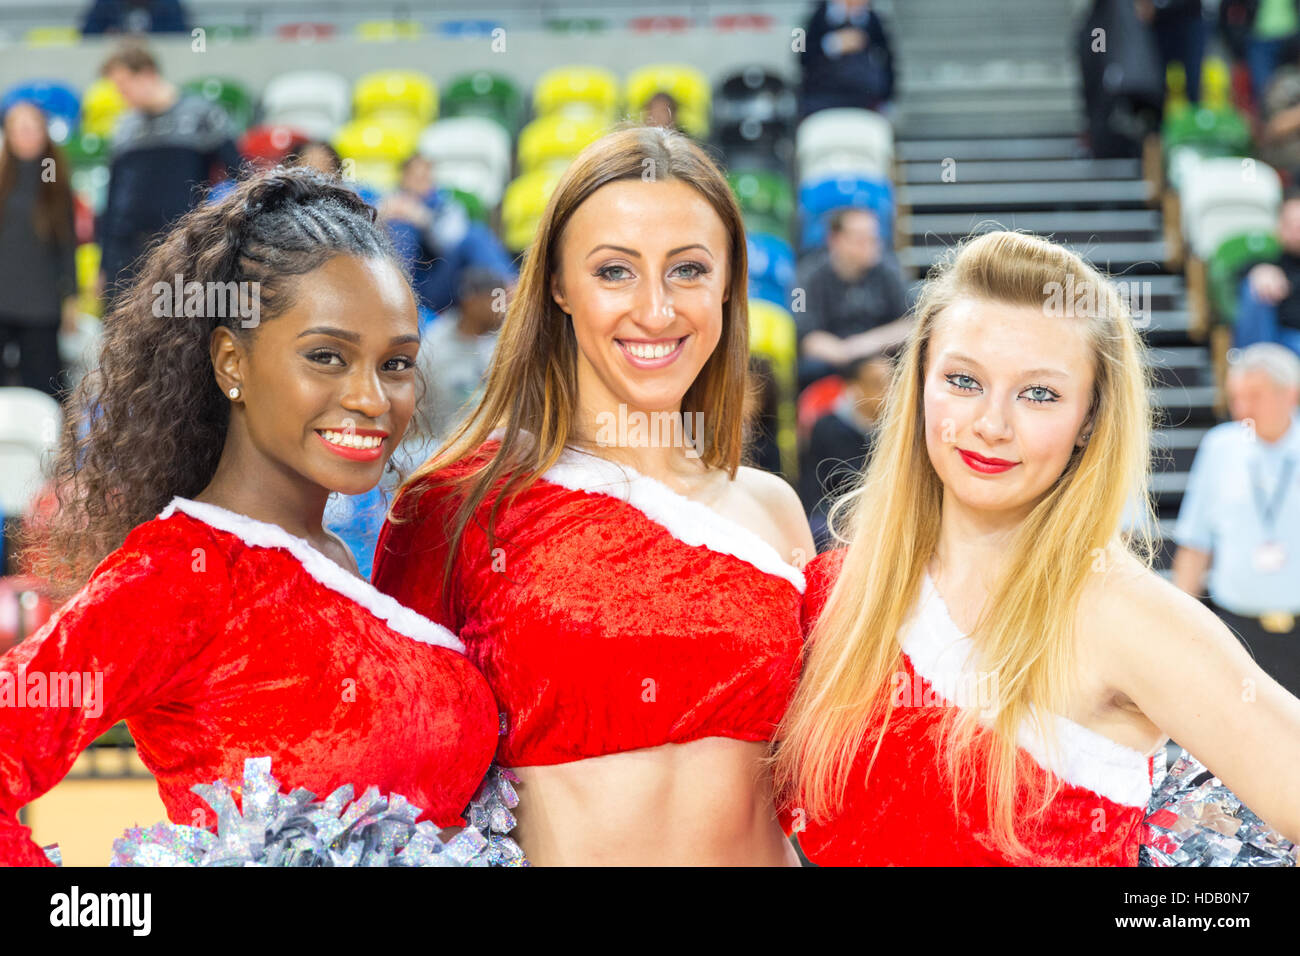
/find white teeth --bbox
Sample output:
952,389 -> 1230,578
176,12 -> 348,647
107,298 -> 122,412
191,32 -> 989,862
319,430 -> 382,450
623,339 -> 680,360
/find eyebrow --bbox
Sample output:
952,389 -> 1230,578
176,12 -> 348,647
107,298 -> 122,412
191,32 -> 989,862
297,326 -> 419,347
942,352 -> 1071,379
586,243 -> 713,259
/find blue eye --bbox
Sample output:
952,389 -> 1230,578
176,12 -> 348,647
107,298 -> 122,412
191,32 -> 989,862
1023,386 -> 1059,404
672,262 -> 708,279
596,265 -> 632,281
946,373 -> 978,392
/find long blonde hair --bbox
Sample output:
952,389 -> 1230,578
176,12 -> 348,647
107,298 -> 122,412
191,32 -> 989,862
389,125 -> 753,600
773,230 -> 1158,859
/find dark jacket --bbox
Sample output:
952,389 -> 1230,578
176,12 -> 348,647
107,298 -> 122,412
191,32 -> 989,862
0,159 -> 77,324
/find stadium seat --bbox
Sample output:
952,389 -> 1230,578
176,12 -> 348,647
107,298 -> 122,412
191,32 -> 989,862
748,300 -> 799,476
533,66 -> 619,120
517,114 -> 607,174
79,78 -> 127,138
797,375 -> 846,441
796,108 -> 893,183
181,77 -> 254,133
798,174 -> 895,251
715,117 -> 796,174
441,71 -> 525,133
0,80 -> 79,144
419,117 -> 511,187
747,231 -> 796,308
437,20 -> 502,38
730,169 -> 795,231
626,64 -> 711,138
628,16 -> 692,33
24,26 -> 79,47
1180,157 -> 1281,260
354,70 -> 438,126
275,22 -> 336,43
1208,231 -> 1281,325
502,169 -> 563,252
545,17 -> 609,34
261,70 -> 351,141
714,67 -> 798,129
0,389 -> 61,517
238,124 -> 311,166
355,20 -> 423,41
334,117 -> 421,191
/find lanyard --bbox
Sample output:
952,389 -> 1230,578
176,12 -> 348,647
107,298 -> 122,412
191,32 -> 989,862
1249,455 -> 1296,538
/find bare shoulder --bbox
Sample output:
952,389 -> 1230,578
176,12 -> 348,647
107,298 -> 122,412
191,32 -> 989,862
1079,547 -> 1230,661
733,465 -> 815,563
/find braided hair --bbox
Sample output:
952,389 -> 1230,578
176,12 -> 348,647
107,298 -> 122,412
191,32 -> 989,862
28,165 -> 418,594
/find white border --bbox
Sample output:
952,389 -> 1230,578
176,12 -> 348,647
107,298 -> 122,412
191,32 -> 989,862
901,572 -> 1153,808
485,428 -> 806,593
158,496 -> 465,653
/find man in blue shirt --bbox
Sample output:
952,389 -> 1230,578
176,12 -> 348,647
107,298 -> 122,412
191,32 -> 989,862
1173,343 -> 1300,696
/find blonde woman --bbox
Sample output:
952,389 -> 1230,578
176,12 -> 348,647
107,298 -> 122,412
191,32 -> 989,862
775,231 -> 1300,865
372,126 -> 814,865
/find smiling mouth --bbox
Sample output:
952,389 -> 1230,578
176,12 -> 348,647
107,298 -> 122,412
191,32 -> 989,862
616,335 -> 687,364
315,429 -> 387,461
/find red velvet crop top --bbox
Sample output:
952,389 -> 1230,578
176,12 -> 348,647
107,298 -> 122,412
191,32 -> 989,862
372,436 -> 807,768
0,498 -> 500,866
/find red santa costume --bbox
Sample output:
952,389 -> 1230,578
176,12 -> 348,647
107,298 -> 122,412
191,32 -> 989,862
790,548 -> 1158,866
0,497 -> 499,867
371,434 -> 805,770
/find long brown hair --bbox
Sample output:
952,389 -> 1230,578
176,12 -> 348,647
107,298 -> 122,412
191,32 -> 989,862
0,101 -> 74,246
773,231 -> 1157,860
389,124 -> 753,599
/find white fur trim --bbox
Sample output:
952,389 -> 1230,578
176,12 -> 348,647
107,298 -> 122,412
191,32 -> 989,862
158,497 -> 465,654
899,572 -> 1152,808
485,428 -> 806,592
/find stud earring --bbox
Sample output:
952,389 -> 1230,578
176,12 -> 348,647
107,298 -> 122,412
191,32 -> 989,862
228,386 -> 241,400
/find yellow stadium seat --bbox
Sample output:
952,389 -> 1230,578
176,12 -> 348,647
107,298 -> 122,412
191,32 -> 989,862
334,116 -> 420,190
517,114 -> 607,174
76,243 -> 101,316
625,63 -> 711,138
24,26 -> 80,47
1201,56 -> 1231,112
748,299 -> 799,477
81,79 -> 127,138
354,70 -> 438,125
533,66 -> 619,119
502,170 -> 563,252
355,20 -> 423,41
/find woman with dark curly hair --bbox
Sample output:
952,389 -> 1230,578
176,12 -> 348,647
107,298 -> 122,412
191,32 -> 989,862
0,166 -> 502,866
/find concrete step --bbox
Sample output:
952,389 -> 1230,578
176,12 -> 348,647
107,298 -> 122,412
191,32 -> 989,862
900,209 -> 1162,243
900,179 -> 1154,210
899,159 -> 1141,184
897,137 -> 1086,162
898,239 -> 1168,272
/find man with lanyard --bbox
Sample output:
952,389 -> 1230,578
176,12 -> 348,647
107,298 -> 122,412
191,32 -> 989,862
1173,343 -> 1300,698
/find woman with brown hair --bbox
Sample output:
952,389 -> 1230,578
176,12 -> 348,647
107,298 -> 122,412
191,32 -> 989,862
0,100 -> 78,398
373,125 -> 815,865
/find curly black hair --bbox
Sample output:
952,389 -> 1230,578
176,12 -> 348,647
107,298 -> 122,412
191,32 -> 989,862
26,165 -> 422,595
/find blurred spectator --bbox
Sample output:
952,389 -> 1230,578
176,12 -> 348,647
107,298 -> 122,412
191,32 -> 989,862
794,207 -> 910,390
81,0 -> 189,35
287,140 -> 345,177
1257,58 -> 1300,175
799,354 -> 890,547
1236,189 -> 1300,355
0,102 -> 77,398
96,43 -> 240,302
745,355 -> 784,475
1078,0 -> 1165,158
414,266 -> 511,444
378,154 -> 516,315
643,92 -> 681,132
1219,0 -> 1300,103
798,0 -> 896,117
1139,0 -> 1207,106
1172,343 -> 1300,696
